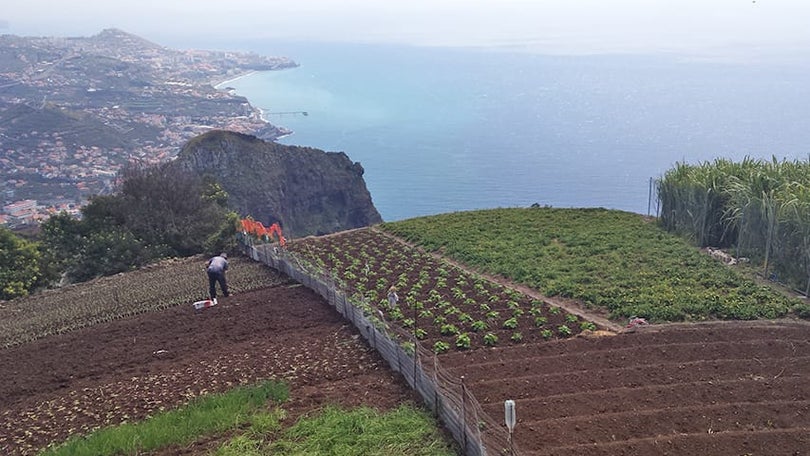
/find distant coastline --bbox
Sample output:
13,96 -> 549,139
258,106 -> 294,140
212,70 -> 258,89
214,71 -> 295,141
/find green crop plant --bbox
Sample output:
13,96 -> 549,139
443,306 -> 460,316
557,325 -> 572,337
483,333 -> 498,346
541,329 -> 554,340
457,312 -> 474,323
471,320 -> 488,332
440,324 -> 460,336
455,333 -> 471,349
414,328 -> 427,340
580,321 -> 597,331
388,308 -> 404,321
502,317 -> 518,329
510,332 -> 523,342
433,341 -> 450,354
534,316 -> 548,327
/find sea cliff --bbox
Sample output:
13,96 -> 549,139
176,130 -> 382,237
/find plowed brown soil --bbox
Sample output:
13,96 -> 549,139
0,283 -> 418,455
442,320 -> 810,455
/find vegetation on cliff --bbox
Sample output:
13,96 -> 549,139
39,162 -> 237,284
0,227 -> 44,300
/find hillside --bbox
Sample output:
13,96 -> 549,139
6,207 -> 810,455
271,208 -> 810,455
0,29 -> 296,206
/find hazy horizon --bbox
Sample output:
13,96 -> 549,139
2,0 -> 810,60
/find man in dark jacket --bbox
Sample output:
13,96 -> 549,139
206,252 -> 229,300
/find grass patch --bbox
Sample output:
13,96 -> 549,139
216,404 -> 458,456
382,207 -> 800,322
39,380 -> 289,456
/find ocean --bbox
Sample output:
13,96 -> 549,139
222,42 -> 810,222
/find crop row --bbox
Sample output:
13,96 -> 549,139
287,229 -> 588,353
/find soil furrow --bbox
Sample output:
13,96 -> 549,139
480,375 -> 808,420
525,426 -> 810,456
445,339 -> 808,381
516,400 -> 810,447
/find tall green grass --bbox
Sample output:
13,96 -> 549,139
39,380 -> 289,456
658,157 -> 810,294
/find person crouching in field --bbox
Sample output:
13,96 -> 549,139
206,253 -> 229,300
387,285 -> 399,309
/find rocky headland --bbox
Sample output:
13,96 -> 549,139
176,130 -> 382,237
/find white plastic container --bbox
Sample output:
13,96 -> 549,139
192,298 -> 217,310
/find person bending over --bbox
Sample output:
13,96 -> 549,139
206,252 -> 229,300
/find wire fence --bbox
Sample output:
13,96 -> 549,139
238,237 -> 518,456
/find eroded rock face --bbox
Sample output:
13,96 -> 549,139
176,130 -> 382,237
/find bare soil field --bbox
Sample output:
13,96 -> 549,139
442,320 -> 810,455
0,283 -> 419,455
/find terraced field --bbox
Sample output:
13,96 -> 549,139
7,207 -> 810,455
0,259 -> 428,455
282,223 -> 810,455
441,321 -> 810,455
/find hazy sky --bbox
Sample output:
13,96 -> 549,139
2,0 -> 809,56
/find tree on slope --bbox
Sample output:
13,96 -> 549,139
0,227 -> 41,299
41,163 -> 237,283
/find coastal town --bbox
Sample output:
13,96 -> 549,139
0,29 -> 295,227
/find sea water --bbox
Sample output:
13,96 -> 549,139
224,42 -> 810,222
